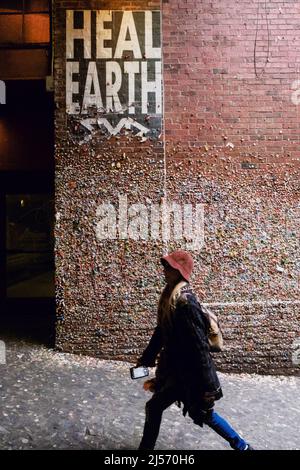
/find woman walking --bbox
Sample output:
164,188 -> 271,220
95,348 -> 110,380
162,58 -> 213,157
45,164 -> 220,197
136,250 -> 253,450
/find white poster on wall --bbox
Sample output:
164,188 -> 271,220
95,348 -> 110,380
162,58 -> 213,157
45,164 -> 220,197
66,10 -> 162,139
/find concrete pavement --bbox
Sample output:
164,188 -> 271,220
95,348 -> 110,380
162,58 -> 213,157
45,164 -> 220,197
0,338 -> 299,450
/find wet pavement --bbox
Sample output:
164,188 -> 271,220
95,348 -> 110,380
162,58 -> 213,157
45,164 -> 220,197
0,338 -> 299,450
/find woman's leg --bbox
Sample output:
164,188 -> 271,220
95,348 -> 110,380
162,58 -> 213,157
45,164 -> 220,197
203,410 -> 248,450
138,386 -> 178,450
188,400 -> 249,450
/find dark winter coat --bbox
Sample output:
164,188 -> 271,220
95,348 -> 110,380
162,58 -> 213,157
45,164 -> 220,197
139,281 -> 223,408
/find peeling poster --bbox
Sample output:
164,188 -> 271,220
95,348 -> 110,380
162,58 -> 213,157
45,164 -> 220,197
66,10 -> 162,138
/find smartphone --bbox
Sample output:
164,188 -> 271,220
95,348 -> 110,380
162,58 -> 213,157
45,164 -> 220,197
130,366 -> 149,380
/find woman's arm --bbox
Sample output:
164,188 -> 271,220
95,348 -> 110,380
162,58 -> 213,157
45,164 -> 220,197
136,325 -> 163,367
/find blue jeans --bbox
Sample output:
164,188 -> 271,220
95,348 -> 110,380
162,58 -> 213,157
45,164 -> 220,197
201,410 -> 247,450
139,386 -> 248,450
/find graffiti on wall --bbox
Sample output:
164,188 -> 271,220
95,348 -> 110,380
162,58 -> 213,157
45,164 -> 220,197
66,10 -> 162,140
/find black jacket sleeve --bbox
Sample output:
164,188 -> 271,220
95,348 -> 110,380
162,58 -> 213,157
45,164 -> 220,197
173,296 -> 221,394
138,325 -> 163,367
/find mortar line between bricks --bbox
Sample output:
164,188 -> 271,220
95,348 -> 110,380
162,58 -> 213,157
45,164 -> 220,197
203,300 -> 300,307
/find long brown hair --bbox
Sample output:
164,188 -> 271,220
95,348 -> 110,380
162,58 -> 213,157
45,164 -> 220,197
157,281 -> 188,328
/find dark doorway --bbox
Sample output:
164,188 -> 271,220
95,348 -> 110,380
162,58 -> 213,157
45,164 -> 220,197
0,81 -> 55,347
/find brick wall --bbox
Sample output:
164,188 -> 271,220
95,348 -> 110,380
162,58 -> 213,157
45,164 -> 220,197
163,0 -> 300,375
163,0 -> 300,166
54,0 -> 166,361
54,0 -> 300,375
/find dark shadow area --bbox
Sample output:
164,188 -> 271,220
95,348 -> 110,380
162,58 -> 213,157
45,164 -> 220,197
0,299 -> 56,348
0,81 -> 54,172
0,80 -> 55,349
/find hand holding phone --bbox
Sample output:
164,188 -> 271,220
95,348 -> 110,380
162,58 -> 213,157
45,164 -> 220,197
135,357 -> 143,367
130,366 -> 149,380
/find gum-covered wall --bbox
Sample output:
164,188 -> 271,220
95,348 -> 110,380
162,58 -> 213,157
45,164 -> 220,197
54,0 -> 300,375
